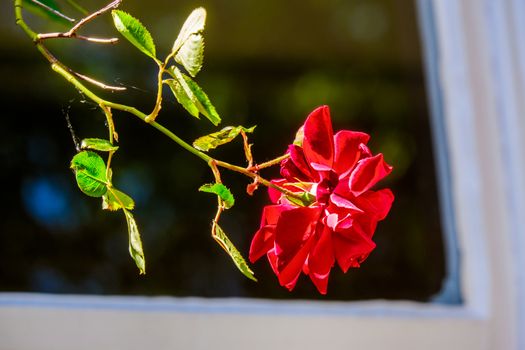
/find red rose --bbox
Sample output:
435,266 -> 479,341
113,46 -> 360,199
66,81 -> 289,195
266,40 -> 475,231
249,106 -> 394,294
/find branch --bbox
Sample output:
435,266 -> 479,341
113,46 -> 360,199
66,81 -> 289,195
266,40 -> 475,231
73,71 -> 126,91
67,0 -> 122,36
38,32 -> 119,44
29,0 -> 75,22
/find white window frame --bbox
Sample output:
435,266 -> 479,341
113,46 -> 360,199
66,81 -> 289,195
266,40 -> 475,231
2,1 -> 524,349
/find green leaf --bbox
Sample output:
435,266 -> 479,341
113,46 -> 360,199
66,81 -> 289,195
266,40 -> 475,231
22,0 -> 72,26
199,183 -> 235,209
213,224 -> 256,281
103,187 -> 135,211
293,126 -> 305,146
70,151 -> 108,197
165,79 -> 199,118
123,209 -> 146,274
112,10 -> 156,59
175,33 -> 204,77
172,8 -> 206,54
193,126 -> 255,152
170,67 -> 220,125
286,192 -> 316,207
81,138 -> 119,152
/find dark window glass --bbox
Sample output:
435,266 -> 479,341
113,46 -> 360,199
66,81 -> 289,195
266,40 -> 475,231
0,0 -> 446,301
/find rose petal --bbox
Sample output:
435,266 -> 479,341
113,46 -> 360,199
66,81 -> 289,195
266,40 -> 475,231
349,153 -> 393,196
354,189 -> 394,220
274,206 -> 322,261
303,106 -> 334,169
261,205 -> 288,227
276,234 -> 316,291
330,193 -> 363,213
268,179 -> 287,203
333,130 -> 370,177
308,226 -> 335,294
281,145 -> 315,181
249,226 -> 275,262
333,228 -> 376,273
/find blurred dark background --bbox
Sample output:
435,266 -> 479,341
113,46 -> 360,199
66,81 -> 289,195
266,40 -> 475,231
0,0 -> 446,301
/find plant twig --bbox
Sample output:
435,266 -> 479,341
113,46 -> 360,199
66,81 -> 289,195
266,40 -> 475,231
67,0 -> 122,35
248,153 -> 289,171
74,71 -> 126,91
37,0 -> 122,43
29,0 -> 75,22
38,32 -> 119,44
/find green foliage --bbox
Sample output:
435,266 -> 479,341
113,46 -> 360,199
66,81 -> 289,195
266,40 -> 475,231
81,138 -> 119,152
193,126 -> 256,152
165,78 -> 199,118
286,191 -> 316,207
168,67 -> 220,125
175,33 -> 204,77
172,8 -> 206,55
70,150 -> 142,273
199,183 -> 235,209
70,151 -> 108,197
124,209 -> 146,274
293,126 -> 305,146
112,10 -> 156,60
103,187 -> 135,211
213,224 -> 256,281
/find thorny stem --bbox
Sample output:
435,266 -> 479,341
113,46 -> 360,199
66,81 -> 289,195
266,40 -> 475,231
15,0 -> 306,203
70,0 -> 122,33
146,43 -> 178,123
100,104 -> 117,177
249,153 -> 290,171
37,0 -> 121,42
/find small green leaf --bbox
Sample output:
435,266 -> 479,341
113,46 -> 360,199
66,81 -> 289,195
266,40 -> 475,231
175,33 -> 204,77
81,138 -> 119,152
213,224 -> 256,281
70,151 -> 108,197
293,126 -> 305,146
123,209 -> 146,274
165,79 -> 199,118
172,8 -> 206,54
286,192 -> 316,207
112,10 -> 156,59
103,187 -> 135,211
170,67 -> 220,125
199,183 -> 235,209
193,126 -> 255,152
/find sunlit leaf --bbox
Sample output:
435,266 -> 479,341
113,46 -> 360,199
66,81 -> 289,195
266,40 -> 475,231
213,224 -> 256,281
193,126 -> 255,152
170,67 -> 220,125
199,183 -> 235,209
172,8 -> 206,54
103,187 -> 135,211
22,0 -> 72,26
293,126 -> 305,146
286,191 -> 316,207
123,209 -> 146,274
70,151 -> 108,197
165,79 -> 199,118
112,10 -> 156,59
175,33 -> 204,77
81,138 -> 119,152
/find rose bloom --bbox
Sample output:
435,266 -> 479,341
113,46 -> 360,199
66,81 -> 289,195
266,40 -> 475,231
249,106 -> 394,294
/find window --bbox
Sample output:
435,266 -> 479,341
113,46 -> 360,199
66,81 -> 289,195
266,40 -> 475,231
1,0 -> 524,349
